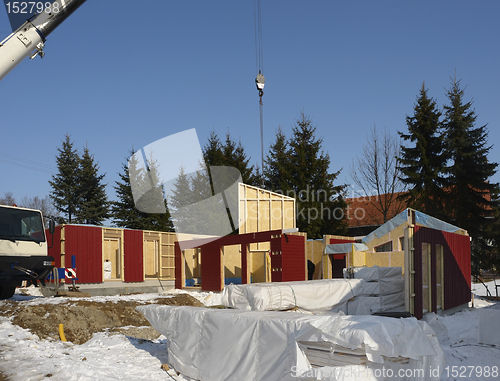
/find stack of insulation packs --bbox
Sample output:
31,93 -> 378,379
342,266 -> 405,315
137,304 -> 445,381
220,279 -> 365,312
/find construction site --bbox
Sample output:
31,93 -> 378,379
2,1 -> 500,380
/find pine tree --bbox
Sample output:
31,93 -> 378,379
442,77 -> 500,272
49,135 -> 80,223
278,112 -> 347,238
112,151 -> 146,229
76,146 -> 109,225
264,126 -> 292,193
169,165 -> 195,233
203,130 -> 261,186
202,130 -> 225,168
222,132 -> 261,186
112,150 -> 173,232
142,154 -> 174,232
398,83 -> 446,218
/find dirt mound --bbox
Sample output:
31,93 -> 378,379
0,294 -> 203,345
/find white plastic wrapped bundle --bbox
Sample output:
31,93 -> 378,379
360,278 -> 405,296
221,279 -> 364,311
345,292 -> 405,315
345,266 -> 402,282
137,305 -> 445,381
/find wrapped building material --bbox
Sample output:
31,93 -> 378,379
344,266 -> 402,282
360,278 -> 405,296
344,293 -> 406,315
138,305 -> 445,381
221,279 -> 364,311
342,266 -> 406,315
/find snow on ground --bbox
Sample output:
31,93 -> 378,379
0,284 -> 499,381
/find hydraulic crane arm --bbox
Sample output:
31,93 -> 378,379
0,0 -> 87,82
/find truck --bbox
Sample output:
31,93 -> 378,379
0,204 -> 55,299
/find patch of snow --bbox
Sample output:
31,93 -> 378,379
0,288 -> 498,381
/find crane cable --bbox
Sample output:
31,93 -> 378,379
254,0 -> 265,175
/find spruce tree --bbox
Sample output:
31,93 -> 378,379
398,83 -> 446,218
203,130 -> 261,186
49,134 -> 80,223
222,132 -> 261,186
285,112 -> 347,238
264,126 -> 292,193
442,77 -> 500,272
169,165 -> 195,233
76,146 -> 109,225
142,155 -> 174,232
202,130 -> 225,168
112,150 -> 173,232
112,151 -> 147,229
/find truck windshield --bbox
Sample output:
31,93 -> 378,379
0,207 -> 45,243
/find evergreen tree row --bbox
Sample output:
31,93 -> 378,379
49,135 -> 109,225
110,120 -> 348,238
398,77 -> 500,275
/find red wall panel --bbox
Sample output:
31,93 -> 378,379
270,236 -> 283,282
124,229 -> 144,282
414,226 -> 471,319
174,242 -> 182,289
64,225 -> 102,284
201,244 -> 223,291
46,225 -> 62,268
282,235 -> 306,282
442,230 -> 471,310
328,237 -> 355,245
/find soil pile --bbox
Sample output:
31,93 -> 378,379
0,294 -> 203,345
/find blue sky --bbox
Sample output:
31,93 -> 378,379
2,1 -> 500,207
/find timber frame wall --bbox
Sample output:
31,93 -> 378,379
47,225 -> 177,284
175,229 -> 306,292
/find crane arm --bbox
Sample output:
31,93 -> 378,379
0,0 -> 87,82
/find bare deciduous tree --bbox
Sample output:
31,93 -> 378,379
0,192 -> 16,206
350,125 -> 407,224
20,195 -> 59,227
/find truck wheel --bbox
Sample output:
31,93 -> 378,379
0,286 -> 16,300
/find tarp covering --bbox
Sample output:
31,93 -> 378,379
324,243 -> 369,254
414,210 -> 462,234
362,208 -> 464,244
360,278 -> 405,296
138,305 -> 445,381
344,293 -> 406,315
478,308 -> 500,346
344,266 -> 403,282
363,210 -> 408,244
221,279 -> 364,311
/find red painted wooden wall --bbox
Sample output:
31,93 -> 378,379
328,237 -> 355,245
64,225 -> 102,284
414,226 -> 471,319
46,225 -> 62,268
281,234 -> 306,282
200,243 -> 223,291
174,242 -> 182,289
124,229 -> 144,282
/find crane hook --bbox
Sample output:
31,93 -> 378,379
256,72 -> 265,105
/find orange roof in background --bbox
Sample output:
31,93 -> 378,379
345,193 -> 407,228
346,186 -> 493,229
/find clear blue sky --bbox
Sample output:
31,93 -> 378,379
2,1 -> 500,207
